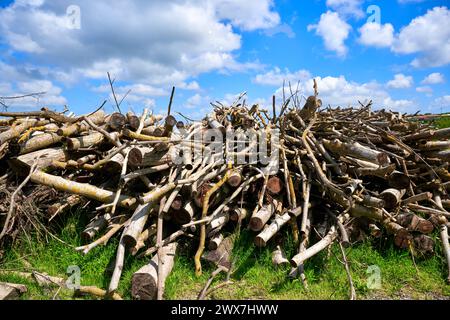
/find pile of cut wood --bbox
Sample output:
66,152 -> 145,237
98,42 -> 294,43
0,88 -> 450,300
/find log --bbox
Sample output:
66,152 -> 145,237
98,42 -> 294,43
209,210 -> 229,230
128,146 -> 175,167
81,215 -> 108,241
9,147 -> 68,172
126,112 -> 140,130
299,96 -> 321,121
323,138 -> 389,165
171,200 -> 196,225
249,203 -> 275,231
66,132 -> 106,151
290,226 -> 337,267
266,176 -> 283,195
272,245 -> 290,267
361,195 -> 385,209
417,140 -> 450,151
402,192 -> 433,205
384,220 -> 412,249
19,132 -> 63,154
396,213 -> 434,234
131,242 -> 177,300
47,194 -> 83,221
30,171 -> 137,208
229,207 -> 249,222
439,225 -> 450,283
122,203 -> 153,248
208,233 -> 224,251
107,112 -> 127,130
403,127 -> 450,142
0,282 -> 27,300
380,188 -> 406,209
56,110 -> 105,136
0,119 -> 49,145
413,234 -> 434,255
228,169 -> 243,187
369,224 -> 382,238
255,212 -> 291,247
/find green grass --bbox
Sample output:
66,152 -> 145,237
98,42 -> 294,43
434,117 -> 450,129
1,209 -> 449,300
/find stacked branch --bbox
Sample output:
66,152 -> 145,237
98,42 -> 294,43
1,87 -> 450,300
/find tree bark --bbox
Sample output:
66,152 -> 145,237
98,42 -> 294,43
131,242 -> 177,300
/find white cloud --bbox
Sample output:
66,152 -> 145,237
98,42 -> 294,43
392,6 -> 450,68
211,0 -> 280,31
4,32 -> 44,53
253,67 -> 311,86
326,0 -> 364,19
398,0 -> 426,3
307,11 -> 351,57
432,95 -> 450,110
271,75 -> 416,112
416,86 -> 433,94
263,23 -> 296,38
0,79 -> 67,109
358,22 -> 395,48
185,93 -> 211,109
422,72 -> 445,84
0,0 -> 280,89
387,74 -> 414,89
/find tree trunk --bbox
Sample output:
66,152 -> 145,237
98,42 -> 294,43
131,242 -> 177,300
30,170 -> 137,208
249,203 -> 275,231
0,283 -> 27,300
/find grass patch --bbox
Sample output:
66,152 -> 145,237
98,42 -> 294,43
3,113 -> 450,300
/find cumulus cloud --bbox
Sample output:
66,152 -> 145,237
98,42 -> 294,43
358,22 -> 395,47
416,86 -> 433,94
422,72 -> 445,84
0,79 -> 67,109
325,0 -> 365,19
387,74 -> 414,89
392,6 -> 450,68
0,0 -> 279,90
432,95 -> 450,111
253,67 -> 311,86
307,11 -> 352,57
211,0 -> 280,31
267,75 -> 416,112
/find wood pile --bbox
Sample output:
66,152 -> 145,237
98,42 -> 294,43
1,86 -> 450,299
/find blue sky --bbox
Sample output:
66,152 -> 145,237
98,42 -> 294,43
0,0 -> 449,117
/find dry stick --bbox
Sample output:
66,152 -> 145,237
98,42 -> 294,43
107,72 -> 121,114
195,164 -> 232,276
109,150 -> 131,215
140,229 -> 187,257
197,266 -> 228,300
440,224 -> 450,284
108,232 -> 127,294
156,196 -> 167,300
0,160 -> 39,240
167,86 -> 175,116
75,220 -> 127,254
290,225 -> 338,267
338,242 -> 356,300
